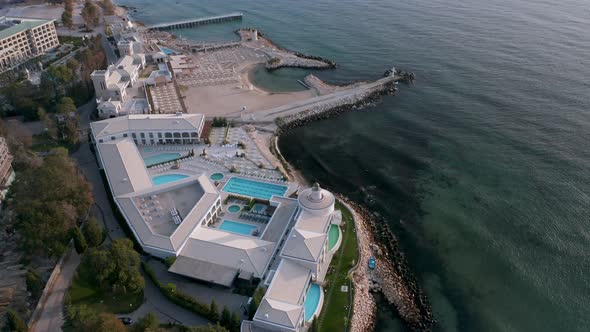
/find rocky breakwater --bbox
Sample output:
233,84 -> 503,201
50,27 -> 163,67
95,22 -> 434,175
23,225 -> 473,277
236,28 -> 336,70
275,79 -> 397,133
339,197 -> 434,332
335,196 -> 377,332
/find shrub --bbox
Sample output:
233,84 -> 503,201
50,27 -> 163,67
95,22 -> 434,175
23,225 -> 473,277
72,226 -> 87,253
26,269 -> 43,300
4,309 -> 27,332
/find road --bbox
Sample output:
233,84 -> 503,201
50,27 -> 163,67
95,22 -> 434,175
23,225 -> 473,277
29,250 -> 81,332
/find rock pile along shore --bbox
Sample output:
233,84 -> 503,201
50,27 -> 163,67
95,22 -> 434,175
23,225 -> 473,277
275,81 -> 397,133
343,197 -> 435,332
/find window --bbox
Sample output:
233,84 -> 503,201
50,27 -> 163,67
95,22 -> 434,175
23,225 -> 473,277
140,133 -> 145,138
123,133 -> 128,137
141,139 -> 146,145
149,132 -> 154,138
111,136 -> 116,140
132,133 -> 137,138
157,133 -> 162,138
98,139 -> 103,143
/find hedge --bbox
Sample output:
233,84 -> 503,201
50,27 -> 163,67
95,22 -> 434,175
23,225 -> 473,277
141,262 -> 211,320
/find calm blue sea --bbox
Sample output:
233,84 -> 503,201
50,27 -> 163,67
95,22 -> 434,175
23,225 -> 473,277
118,0 -> 590,331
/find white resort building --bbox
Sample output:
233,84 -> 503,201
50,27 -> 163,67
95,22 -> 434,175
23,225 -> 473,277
91,114 -> 343,332
0,16 -> 59,73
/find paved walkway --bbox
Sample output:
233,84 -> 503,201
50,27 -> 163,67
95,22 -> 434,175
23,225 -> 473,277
29,250 -> 81,332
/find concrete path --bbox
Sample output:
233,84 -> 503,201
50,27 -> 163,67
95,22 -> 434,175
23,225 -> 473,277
29,250 -> 81,332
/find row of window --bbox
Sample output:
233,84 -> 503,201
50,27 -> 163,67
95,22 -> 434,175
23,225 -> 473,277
131,132 -> 199,139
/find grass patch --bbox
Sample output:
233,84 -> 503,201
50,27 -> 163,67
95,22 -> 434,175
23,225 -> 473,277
68,271 -> 143,314
317,201 -> 359,332
58,36 -> 85,47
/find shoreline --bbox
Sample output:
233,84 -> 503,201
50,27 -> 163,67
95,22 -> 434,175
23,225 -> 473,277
277,136 -> 434,331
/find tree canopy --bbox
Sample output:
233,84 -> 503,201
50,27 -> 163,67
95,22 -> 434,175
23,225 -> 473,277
81,0 -> 100,27
11,148 -> 93,256
66,305 -> 127,332
82,239 -> 145,294
83,218 -> 105,247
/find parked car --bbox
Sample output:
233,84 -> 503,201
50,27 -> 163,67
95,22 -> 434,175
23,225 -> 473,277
368,256 -> 376,270
119,317 -> 134,325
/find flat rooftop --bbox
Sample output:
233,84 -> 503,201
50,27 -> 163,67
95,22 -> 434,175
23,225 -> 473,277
0,16 -> 51,40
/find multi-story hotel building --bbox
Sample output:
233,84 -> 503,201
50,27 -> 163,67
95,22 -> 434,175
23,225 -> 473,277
0,16 -> 59,73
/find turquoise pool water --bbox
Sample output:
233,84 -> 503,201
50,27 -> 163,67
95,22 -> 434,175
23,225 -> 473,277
304,284 -> 321,322
222,177 -> 287,200
227,205 -> 241,213
328,224 -> 340,251
219,220 -> 257,236
152,174 -> 189,186
143,153 -> 181,167
160,46 -> 176,55
210,173 -> 224,181
251,203 -> 267,213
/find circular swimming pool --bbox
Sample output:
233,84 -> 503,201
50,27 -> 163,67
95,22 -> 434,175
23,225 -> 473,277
227,205 -> 241,213
210,173 -> 224,181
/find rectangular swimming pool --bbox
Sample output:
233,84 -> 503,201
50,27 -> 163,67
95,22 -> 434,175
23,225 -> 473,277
143,153 -> 181,167
219,220 -> 258,236
222,177 -> 287,200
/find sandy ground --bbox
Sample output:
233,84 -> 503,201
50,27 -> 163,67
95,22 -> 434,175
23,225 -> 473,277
180,65 -> 315,118
0,3 -> 64,20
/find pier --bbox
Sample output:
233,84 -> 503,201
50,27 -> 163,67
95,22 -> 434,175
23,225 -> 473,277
241,75 -> 399,124
146,12 -> 243,30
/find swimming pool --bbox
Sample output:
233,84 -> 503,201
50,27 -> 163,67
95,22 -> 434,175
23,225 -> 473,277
304,284 -> 322,322
152,174 -> 189,186
210,173 -> 224,181
143,153 -> 181,167
160,47 -> 176,55
328,224 -> 340,251
227,205 -> 241,213
219,220 -> 257,236
222,177 -> 287,200
251,203 -> 267,213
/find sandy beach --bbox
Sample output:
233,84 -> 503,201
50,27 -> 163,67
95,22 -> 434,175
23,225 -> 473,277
180,64 -> 314,118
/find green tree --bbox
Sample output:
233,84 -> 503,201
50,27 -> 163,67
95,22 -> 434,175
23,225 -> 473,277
11,148 -> 93,255
81,0 -> 100,27
66,58 -> 80,71
131,313 -> 159,332
209,299 -> 219,323
47,65 -> 74,85
220,305 -> 231,329
248,287 -> 265,319
26,269 -> 43,299
230,311 -> 241,332
66,304 -> 99,330
3,309 -> 27,332
72,226 -> 88,253
83,239 -> 144,293
83,218 -> 105,247
97,313 -> 127,332
56,96 -> 77,114
61,10 -> 73,28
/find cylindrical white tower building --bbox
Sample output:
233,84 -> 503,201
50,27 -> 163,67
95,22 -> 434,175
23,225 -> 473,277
297,183 -> 335,216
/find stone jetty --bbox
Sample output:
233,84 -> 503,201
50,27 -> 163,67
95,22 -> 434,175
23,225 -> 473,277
274,79 -> 397,132
236,28 -> 336,70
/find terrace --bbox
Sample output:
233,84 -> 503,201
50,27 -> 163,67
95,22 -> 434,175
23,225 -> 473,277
206,196 -> 276,237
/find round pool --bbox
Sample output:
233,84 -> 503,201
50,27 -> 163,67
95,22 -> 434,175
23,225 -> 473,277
227,205 -> 241,213
210,173 -> 224,181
